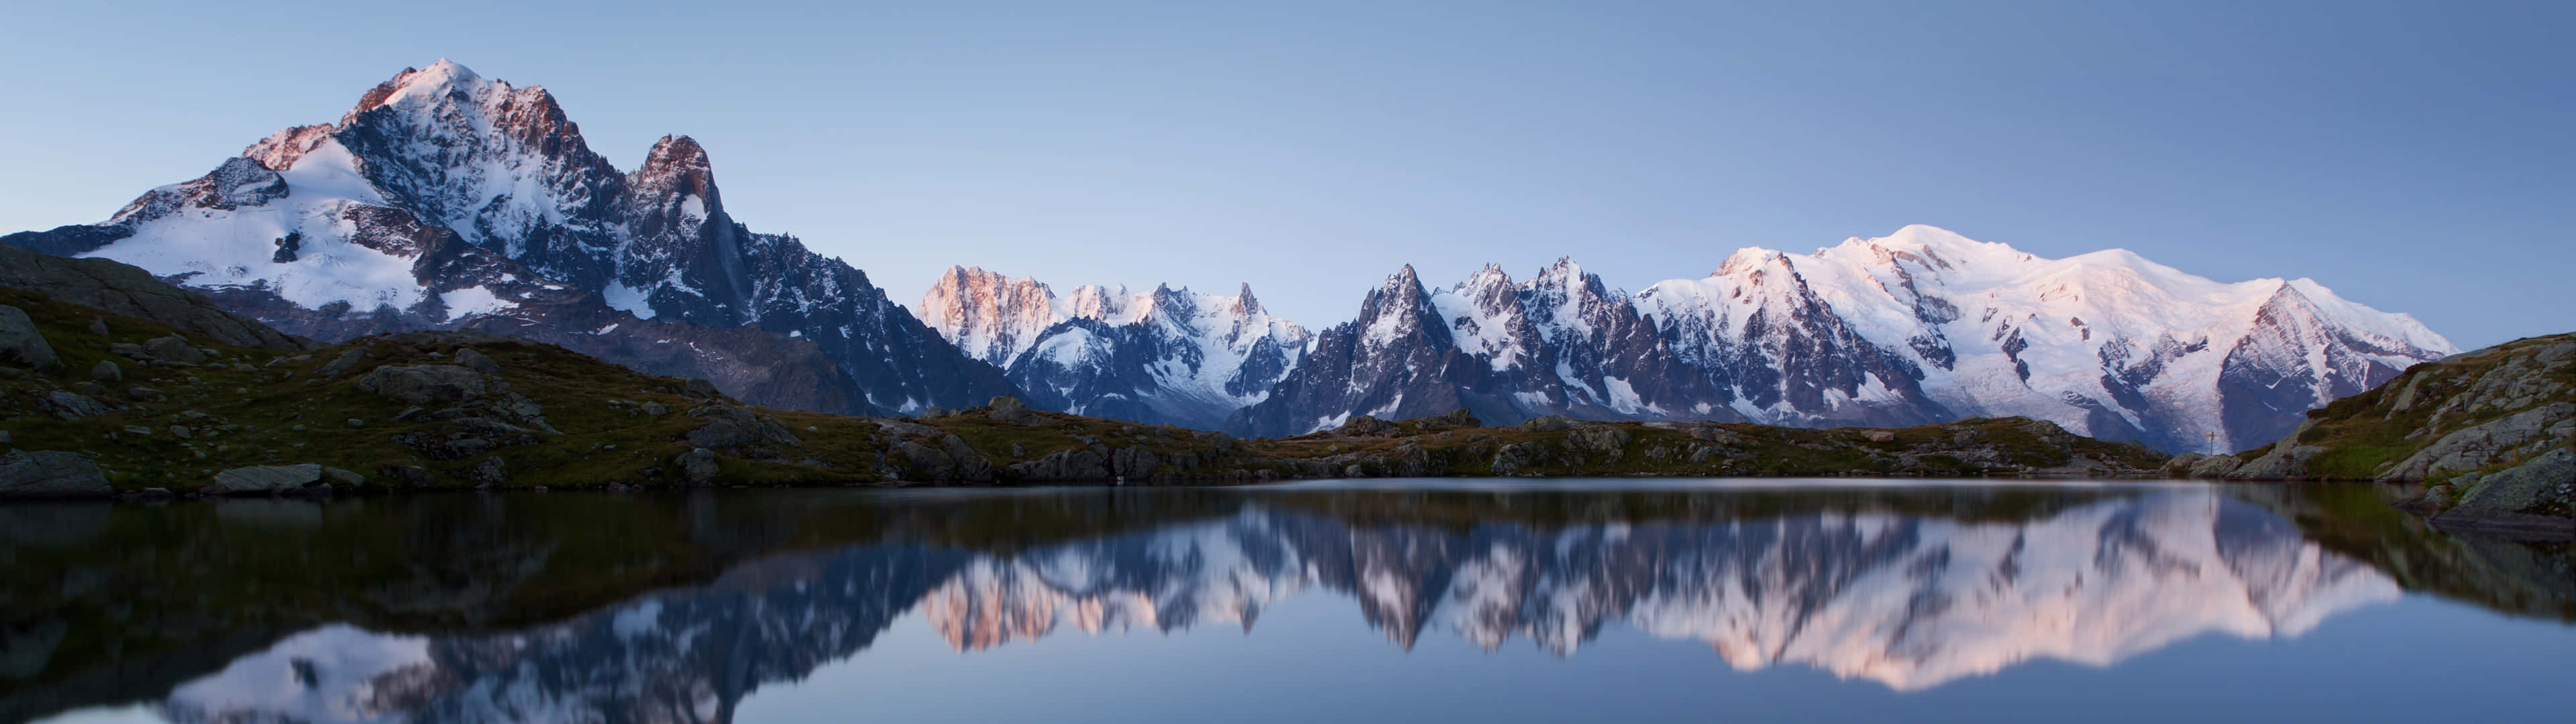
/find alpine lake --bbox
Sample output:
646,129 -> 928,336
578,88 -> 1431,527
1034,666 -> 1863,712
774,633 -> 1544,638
6,478 -> 2571,723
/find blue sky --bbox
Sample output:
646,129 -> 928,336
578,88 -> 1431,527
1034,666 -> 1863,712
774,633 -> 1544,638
1,1 -> 2566,348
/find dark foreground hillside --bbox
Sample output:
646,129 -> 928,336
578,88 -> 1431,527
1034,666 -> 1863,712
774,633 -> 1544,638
2167,332 -> 2575,534
1,261 -> 2168,497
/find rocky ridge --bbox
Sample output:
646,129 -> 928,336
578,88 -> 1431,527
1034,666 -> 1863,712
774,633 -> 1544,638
918,265 -> 1309,428
2169,333 -> 2575,534
1229,228 -> 2453,454
1,60 -> 1007,416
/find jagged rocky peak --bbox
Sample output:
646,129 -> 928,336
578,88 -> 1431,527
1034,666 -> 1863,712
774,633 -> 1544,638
362,59 -> 490,109
632,135 -> 720,204
1231,282 -> 1263,314
3,60 -> 1019,416
1239,225 -> 2455,446
920,265 -> 1062,365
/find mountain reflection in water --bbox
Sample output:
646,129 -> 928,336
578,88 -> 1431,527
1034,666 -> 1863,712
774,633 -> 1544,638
6,481 -> 2571,723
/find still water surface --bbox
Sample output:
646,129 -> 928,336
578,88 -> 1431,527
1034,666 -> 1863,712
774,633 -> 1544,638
7,479 -> 2573,723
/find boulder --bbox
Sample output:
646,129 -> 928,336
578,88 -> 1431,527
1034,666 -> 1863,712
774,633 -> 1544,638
1421,408 -> 1481,429
451,347 -> 502,374
492,392 -> 558,433
140,335 -> 205,365
0,451 -> 111,497
681,378 -> 720,398
91,360 -> 121,382
1112,446 -> 1162,478
2161,452 -> 2208,474
1332,415 -> 1397,436
386,465 -> 433,487
1690,425 -> 1741,445
946,435 -> 996,481
2381,402 -> 2575,481
468,456 -> 508,486
0,304 -> 58,369
867,418 -> 941,438
985,395 -> 1045,425
321,467 -> 366,487
1563,425 -> 1632,455
2448,448 -> 2576,518
2188,454 -> 2245,479
1519,416 -> 1574,432
686,405 -> 801,448
1491,442 -> 1548,475
676,448 -> 720,484
895,440 -> 959,481
125,385 -> 163,402
357,365 -> 486,405
2231,443 -> 2324,479
1010,448 -> 1111,480
204,464 -> 325,495
319,347 -> 370,377
41,391 -> 111,420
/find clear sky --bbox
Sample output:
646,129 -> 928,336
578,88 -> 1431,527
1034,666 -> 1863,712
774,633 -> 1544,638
1,1 -> 2566,349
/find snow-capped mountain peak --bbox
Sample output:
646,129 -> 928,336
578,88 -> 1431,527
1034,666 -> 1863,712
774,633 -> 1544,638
7,60 -> 1016,415
920,267 -> 1310,427
1234,225 -> 2453,448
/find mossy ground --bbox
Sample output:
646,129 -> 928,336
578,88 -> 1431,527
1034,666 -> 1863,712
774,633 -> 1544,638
8,284 -> 2168,493
2,286 -> 893,491
2241,333 -> 2576,485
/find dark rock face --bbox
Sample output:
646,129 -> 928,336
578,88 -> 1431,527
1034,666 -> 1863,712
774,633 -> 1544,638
357,365 -> 487,405
919,267 -> 1308,429
1236,236 -> 2448,451
0,451 -> 110,497
684,405 -> 801,450
2249,333 -> 2575,528
40,391 -> 110,420
2,61 -> 1010,416
203,465 -> 330,496
0,245 -> 305,350
1230,266 -> 1505,437
2214,284 -> 2426,454
1230,260 -> 1951,438
0,304 -> 58,369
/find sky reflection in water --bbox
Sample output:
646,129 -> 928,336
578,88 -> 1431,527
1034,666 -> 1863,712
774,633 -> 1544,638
13,479 -> 2573,723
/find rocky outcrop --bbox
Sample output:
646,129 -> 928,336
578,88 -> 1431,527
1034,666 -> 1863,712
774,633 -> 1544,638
203,465 -> 343,495
357,365 -> 486,404
39,391 -> 110,420
2447,448 -> 2575,519
0,451 -> 109,497
2382,402 -> 2575,481
0,244 -> 305,349
0,304 -> 58,369
2220,333 -> 2574,528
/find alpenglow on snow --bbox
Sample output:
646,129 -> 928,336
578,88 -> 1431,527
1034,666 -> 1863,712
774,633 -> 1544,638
1,60 -> 1011,414
0,62 -> 2455,450
1224,225 -> 2453,452
919,265 -> 1309,429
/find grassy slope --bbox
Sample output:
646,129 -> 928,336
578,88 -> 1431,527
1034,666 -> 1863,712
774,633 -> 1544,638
1,285 -> 894,490
5,284 -> 2167,492
2233,333 -> 2576,483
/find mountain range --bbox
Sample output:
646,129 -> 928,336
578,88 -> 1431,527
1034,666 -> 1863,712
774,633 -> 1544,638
2,61 -> 2456,450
